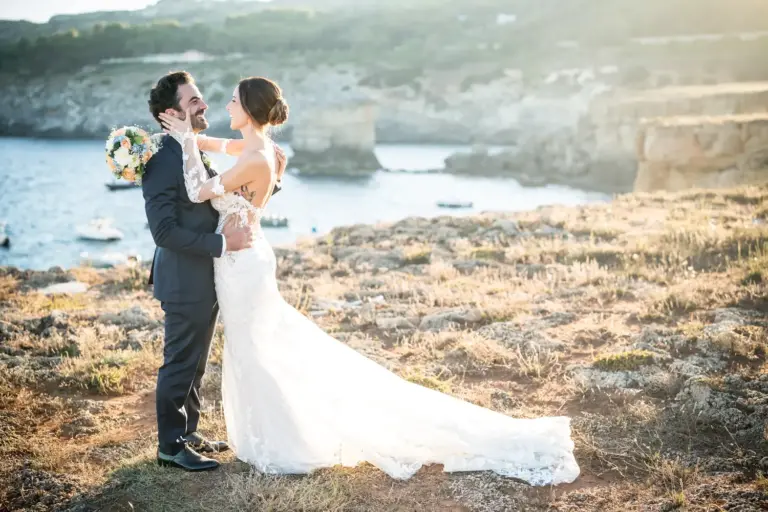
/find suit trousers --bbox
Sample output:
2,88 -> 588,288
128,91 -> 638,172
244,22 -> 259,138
156,298 -> 220,454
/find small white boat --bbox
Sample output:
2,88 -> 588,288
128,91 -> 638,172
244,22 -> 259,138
437,200 -> 474,209
76,219 -> 124,242
260,214 -> 289,228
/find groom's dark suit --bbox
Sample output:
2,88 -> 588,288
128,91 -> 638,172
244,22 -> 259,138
143,134 -> 222,455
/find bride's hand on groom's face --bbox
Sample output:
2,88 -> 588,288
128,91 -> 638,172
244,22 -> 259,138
159,107 -> 194,139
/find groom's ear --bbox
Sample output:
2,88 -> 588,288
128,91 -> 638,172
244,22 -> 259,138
164,108 -> 182,119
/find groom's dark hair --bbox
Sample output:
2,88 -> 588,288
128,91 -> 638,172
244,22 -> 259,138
148,70 -> 194,125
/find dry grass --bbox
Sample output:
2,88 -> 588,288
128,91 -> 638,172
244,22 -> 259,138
401,368 -> 454,393
403,245 -> 433,265
2,185 -> 768,511
593,350 -> 656,372
512,346 -> 561,379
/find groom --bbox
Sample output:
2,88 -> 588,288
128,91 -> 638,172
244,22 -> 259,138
143,71 -> 250,471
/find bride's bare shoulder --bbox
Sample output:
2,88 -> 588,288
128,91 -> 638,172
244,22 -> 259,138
237,149 -> 270,168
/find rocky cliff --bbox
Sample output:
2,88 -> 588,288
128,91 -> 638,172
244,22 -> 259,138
3,0 -> 768,193
0,57 -> 606,144
2,12 -> 768,191
634,113 -> 768,192
590,82 -> 768,160
290,97 -> 381,176
441,81 -> 768,193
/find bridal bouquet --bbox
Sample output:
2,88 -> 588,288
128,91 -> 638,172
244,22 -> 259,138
105,126 -> 159,184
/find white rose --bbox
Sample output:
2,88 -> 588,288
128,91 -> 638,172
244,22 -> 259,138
130,154 -> 140,168
114,147 -> 132,167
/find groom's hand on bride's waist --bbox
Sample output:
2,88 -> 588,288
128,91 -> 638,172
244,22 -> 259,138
221,217 -> 253,253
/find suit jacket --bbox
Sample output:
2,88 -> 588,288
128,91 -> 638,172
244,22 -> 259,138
142,135 -> 222,304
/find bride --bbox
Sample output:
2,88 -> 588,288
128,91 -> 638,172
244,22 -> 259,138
158,76 -> 580,486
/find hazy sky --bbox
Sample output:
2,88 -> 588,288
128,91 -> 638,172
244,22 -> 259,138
0,0 -> 158,23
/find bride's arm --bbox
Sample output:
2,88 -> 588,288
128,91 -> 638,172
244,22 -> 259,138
197,135 -> 246,156
194,154 -> 268,203
159,110 -> 268,203
198,136 -> 287,179
197,135 -> 288,185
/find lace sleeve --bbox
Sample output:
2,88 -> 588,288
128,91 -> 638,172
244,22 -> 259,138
173,132 -> 225,203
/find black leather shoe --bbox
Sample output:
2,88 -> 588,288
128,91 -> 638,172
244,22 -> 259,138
183,431 -> 230,453
157,445 -> 219,471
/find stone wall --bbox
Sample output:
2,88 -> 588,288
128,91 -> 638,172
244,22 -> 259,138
634,113 -> 768,192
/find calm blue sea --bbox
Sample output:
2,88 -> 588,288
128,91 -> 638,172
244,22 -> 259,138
0,137 -> 609,269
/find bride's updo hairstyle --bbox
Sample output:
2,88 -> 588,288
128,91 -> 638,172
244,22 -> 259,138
238,76 -> 289,127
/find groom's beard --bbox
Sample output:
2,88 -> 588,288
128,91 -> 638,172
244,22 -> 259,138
190,109 -> 209,131
180,109 -> 209,132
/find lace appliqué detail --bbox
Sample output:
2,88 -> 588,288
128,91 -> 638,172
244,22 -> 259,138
211,176 -> 225,197
167,129 -> 206,203
171,130 -> 226,204
210,193 -> 265,265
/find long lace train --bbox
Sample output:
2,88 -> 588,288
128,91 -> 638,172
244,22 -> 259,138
218,280 -> 579,484
210,209 -> 578,485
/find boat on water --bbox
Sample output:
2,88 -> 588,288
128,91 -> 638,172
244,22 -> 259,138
437,200 -> 474,209
76,219 -> 124,242
105,181 -> 140,191
260,214 -> 289,228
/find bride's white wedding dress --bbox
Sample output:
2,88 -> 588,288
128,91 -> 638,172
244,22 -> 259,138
177,134 -> 580,486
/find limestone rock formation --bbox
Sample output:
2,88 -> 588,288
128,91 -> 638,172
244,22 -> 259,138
634,113 -> 768,192
289,98 -> 382,176
588,82 -> 768,160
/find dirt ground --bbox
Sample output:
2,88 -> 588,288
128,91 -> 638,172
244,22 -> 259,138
1,186 -> 767,511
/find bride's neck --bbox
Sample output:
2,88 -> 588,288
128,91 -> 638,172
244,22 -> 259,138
240,123 -> 269,148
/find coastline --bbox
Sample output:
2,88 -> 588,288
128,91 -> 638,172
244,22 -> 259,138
0,132 -> 627,194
